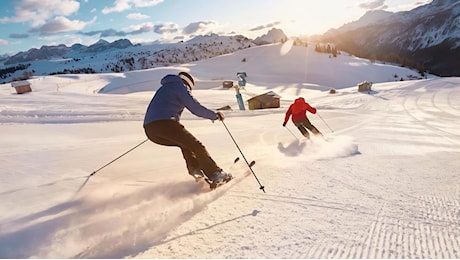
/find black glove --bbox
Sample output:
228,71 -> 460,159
282,122 -> 286,127
216,112 -> 224,121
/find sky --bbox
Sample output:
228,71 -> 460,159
1,42 -> 459,258
0,0 -> 431,55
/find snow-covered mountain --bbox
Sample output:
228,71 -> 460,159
253,28 -> 288,45
2,0 -> 459,83
3,39 -> 139,66
0,27 -> 292,84
0,33 -> 257,84
320,0 -> 460,76
330,10 -> 394,33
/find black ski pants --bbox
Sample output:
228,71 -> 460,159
144,119 -> 220,177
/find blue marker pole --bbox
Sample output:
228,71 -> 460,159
235,72 -> 247,110
235,87 -> 245,110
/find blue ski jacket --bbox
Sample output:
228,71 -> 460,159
143,74 -> 218,126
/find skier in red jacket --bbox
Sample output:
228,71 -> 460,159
283,97 -> 323,138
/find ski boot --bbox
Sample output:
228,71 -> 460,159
208,170 -> 233,189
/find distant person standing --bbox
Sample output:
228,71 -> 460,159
283,97 -> 323,139
143,71 -> 231,185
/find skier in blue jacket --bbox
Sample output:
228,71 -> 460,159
143,72 -> 230,184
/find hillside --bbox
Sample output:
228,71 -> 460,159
319,0 -> 460,76
97,43 -> 427,95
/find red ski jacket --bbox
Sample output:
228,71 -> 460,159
284,97 -> 317,124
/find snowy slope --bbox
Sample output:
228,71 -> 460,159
0,43 -> 459,258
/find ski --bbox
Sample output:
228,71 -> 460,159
200,157 -> 256,190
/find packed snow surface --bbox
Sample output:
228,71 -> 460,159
1,44 -> 459,258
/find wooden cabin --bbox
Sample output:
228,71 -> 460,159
247,91 -> 281,110
11,80 -> 32,94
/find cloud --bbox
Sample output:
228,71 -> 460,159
182,21 -> 217,35
249,25 -> 265,31
80,29 -> 127,37
154,23 -> 179,34
388,0 -> 429,11
0,17 -> 9,24
10,33 -> 30,39
102,0 -> 164,14
358,0 -> 386,10
173,35 -> 185,41
126,13 -> 150,20
0,39 -> 10,45
3,0 -> 80,27
31,16 -> 96,35
126,22 -> 155,35
249,21 -> 281,32
79,21 -> 179,38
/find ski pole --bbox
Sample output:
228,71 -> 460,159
317,112 -> 334,133
221,120 -> 265,193
285,125 -> 300,140
75,138 -> 149,195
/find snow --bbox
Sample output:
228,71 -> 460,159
1,43 -> 459,258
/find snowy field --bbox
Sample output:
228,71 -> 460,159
1,43 -> 459,258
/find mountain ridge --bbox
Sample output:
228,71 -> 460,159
0,28 -> 295,83
319,0 -> 460,76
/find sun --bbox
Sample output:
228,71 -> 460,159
273,1 -> 360,36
